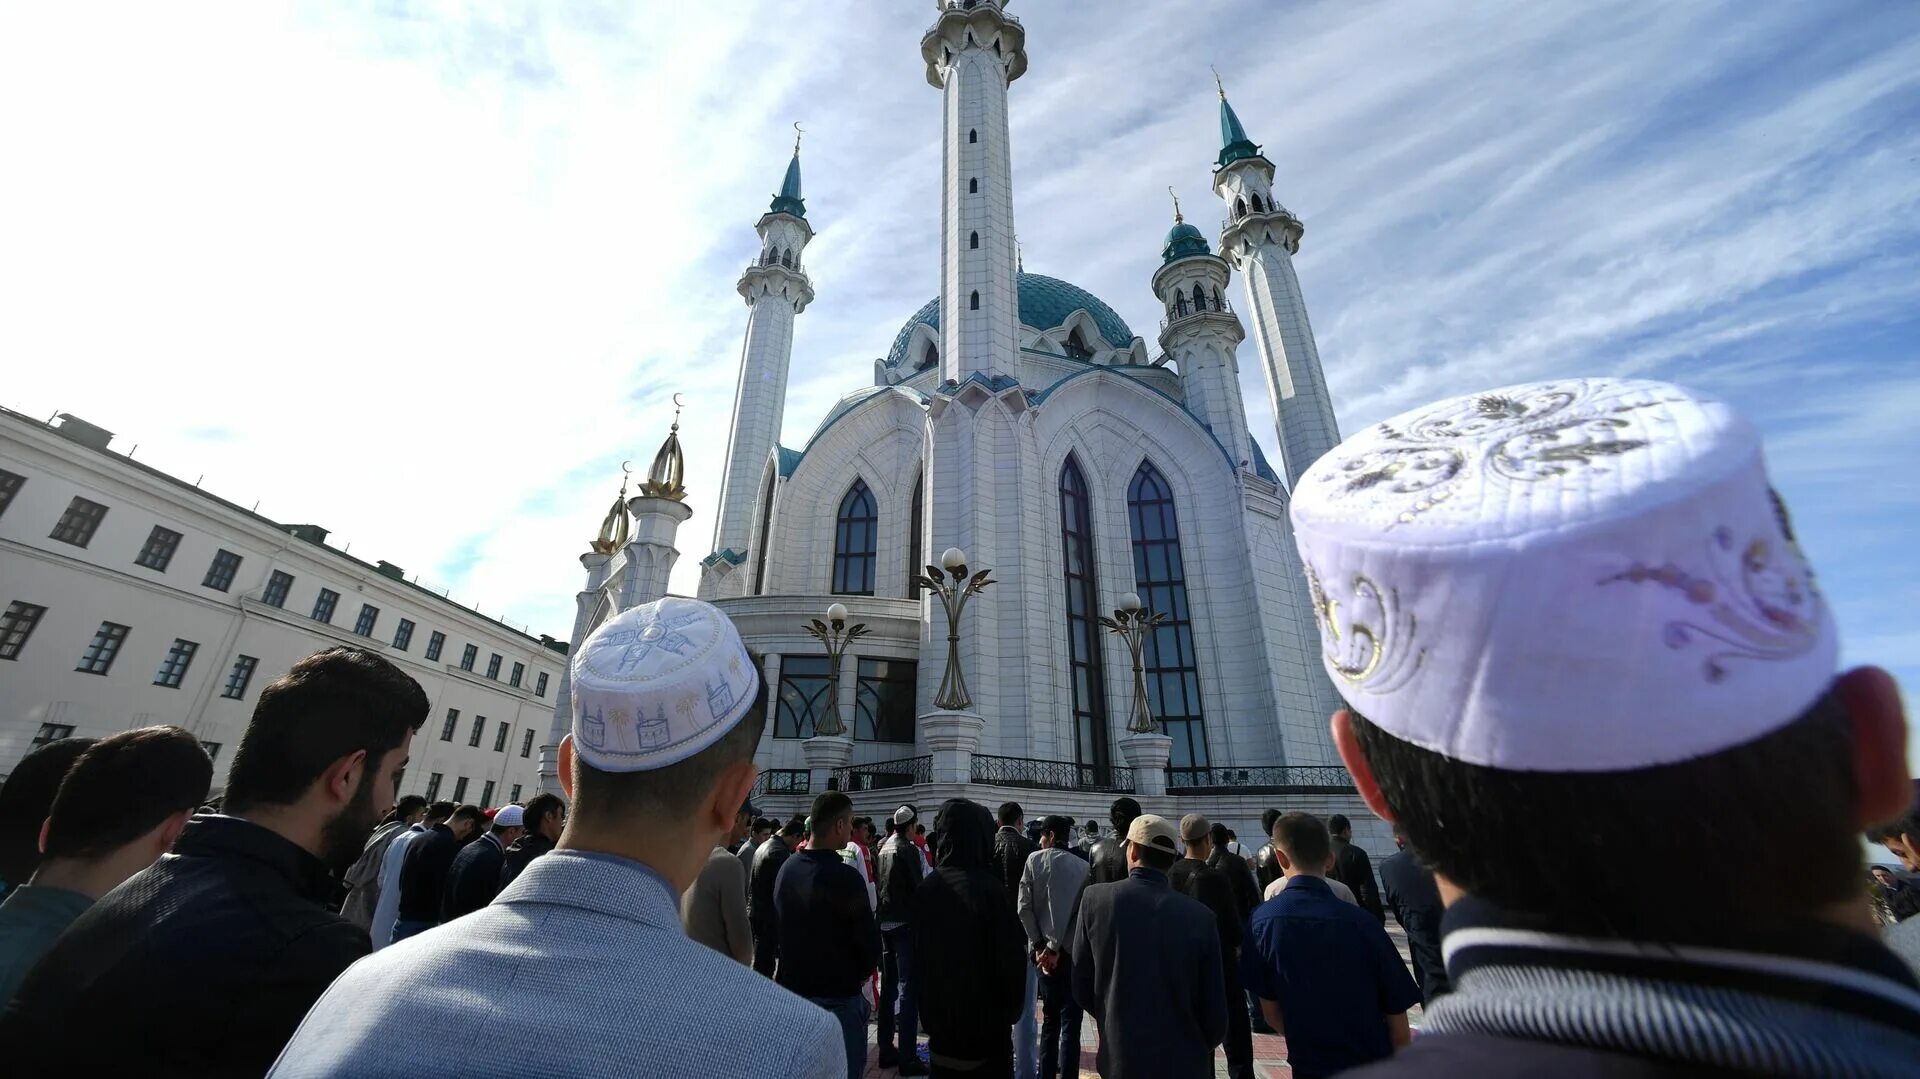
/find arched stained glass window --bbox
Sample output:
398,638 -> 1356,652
909,475 -> 924,598
752,472 -> 775,595
832,478 -> 877,595
1127,462 -> 1209,780
1060,457 -> 1111,780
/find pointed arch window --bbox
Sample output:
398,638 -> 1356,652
970,291 -> 980,310
1127,462 -> 1209,779
1234,196 -> 1246,219
919,341 -> 940,372
1191,283 -> 1206,313
969,129 -> 978,144
1060,457 -> 1111,781
908,475 -> 924,598
1064,328 -> 1093,361
780,249 -> 793,268
969,177 -> 979,194
969,231 -> 979,249
832,478 -> 877,595
1251,193 -> 1265,213
753,472 -> 775,595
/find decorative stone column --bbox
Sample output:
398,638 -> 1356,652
801,735 -> 854,796
1120,732 -> 1173,797
921,709 -> 984,784
540,551 -> 614,796
617,496 -> 694,612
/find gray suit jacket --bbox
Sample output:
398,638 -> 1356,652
683,845 -> 752,964
270,849 -> 844,1078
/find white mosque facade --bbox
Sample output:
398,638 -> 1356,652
543,2 -> 1378,844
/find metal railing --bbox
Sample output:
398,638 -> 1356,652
1166,765 -> 1356,793
751,768 -> 812,797
835,755 -> 933,793
1159,297 -> 1235,332
971,754 -> 1136,794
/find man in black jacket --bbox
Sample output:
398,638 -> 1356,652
1251,807 -> 1284,894
774,792 -> 880,1079
1085,796 -> 1141,888
1172,815 -> 1253,1079
990,801 -> 1039,1077
748,814 -> 802,977
442,804 -> 523,921
1073,814 -> 1225,1078
0,647 -> 428,1079
394,803 -> 484,941
916,799 -> 1027,1078
876,803 -> 929,1074
1327,814 -> 1385,923
498,792 -> 566,891
1376,823 -> 1449,1002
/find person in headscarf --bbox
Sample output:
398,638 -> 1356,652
912,799 -> 1027,1077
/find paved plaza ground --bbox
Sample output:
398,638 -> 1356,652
855,924 -> 1425,1078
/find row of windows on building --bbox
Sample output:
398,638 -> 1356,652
805,458 -> 1210,773
29,720 -> 223,766
1,601 -> 267,698
419,773 -> 523,809
435,706 -> 540,759
0,469 -> 549,698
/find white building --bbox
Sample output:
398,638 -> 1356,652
0,408 -> 563,809
545,1 -> 1387,853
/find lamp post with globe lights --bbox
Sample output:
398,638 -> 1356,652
1100,592 -> 1169,735
915,547 -> 995,711
802,602 -> 868,738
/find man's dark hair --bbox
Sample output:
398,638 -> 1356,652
915,824 -> 927,837
1867,781 -> 1920,846
884,819 -> 897,836
572,664 -> 767,823
1041,815 -> 1074,844
997,801 -> 1023,828
424,800 -> 456,823
1226,829 -> 1238,841
393,794 -> 428,821
42,727 -> 212,860
1109,797 -> 1142,835
1327,813 -> 1351,836
756,817 -> 775,833
1350,690 -> 1862,942
811,791 -> 853,835
522,792 -> 565,836
450,804 -> 487,831
1273,812 -> 1331,872
1260,807 -> 1282,834
781,813 -> 807,840
223,648 -> 429,813
1209,822 -> 1231,850
1133,840 -> 1178,872
1084,819 -> 1099,834
0,737 -> 96,890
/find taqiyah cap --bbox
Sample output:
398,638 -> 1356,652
570,597 -> 758,772
1289,377 -> 1835,772
492,805 -> 524,827
893,804 -> 918,826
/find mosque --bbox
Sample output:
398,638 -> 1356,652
541,1 -> 1379,846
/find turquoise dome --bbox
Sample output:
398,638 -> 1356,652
1162,220 -> 1210,263
885,272 -> 1136,368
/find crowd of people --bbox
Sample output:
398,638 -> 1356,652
0,377 -> 1916,1077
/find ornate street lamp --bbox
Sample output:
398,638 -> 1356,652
1100,592 -> 1168,734
802,602 -> 868,737
915,547 -> 996,711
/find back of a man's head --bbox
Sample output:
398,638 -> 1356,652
1327,813 -> 1351,838
1273,812 -> 1331,875
997,801 -> 1023,828
1351,688 -> 1862,940
0,737 -> 96,889
223,647 -> 429,814
424,800 -> 456,825
811,791 -> 852,839
1208,822 -> 1231,851
569,667 -> 767,830
1109,797 -> 1141,835
1042,815 -> 1074,845
522,792 -> 566,837
449,804 -> 487,834
393,794 -> 428,822
1260,807 -> 1282,835
42,726 -> 213,861
1084,819 -> 1099,836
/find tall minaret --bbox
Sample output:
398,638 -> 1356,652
1211,78 -> 1340,488
921,0 -> 1027,383
703,135 -> 815,599
1155,190 -> 1251,471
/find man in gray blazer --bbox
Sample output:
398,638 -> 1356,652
270,598 -> 844,1079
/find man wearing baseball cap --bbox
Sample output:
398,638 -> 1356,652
1070,813 -> 1225,1077
270,597 -> 845,1078
1287,379 -> 1920,1075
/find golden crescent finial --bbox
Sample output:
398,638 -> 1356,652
793,121 -> 804,155
620,459 -> 633,475
1211,65 -> 1225,100
1168,186 -> 1183,223
671,392 -> 684,431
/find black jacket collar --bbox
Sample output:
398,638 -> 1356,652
176,814 -> 337,903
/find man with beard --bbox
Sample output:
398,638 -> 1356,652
0,647 -> 426,1077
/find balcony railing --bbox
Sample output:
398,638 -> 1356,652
835,755 -> 933,793
751,768 -> 812,798
1166,765 -> 1355,793
1160,296 -> 1235,332
970,754 -> 1136,794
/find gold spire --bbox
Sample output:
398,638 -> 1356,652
1212,64 -> 1225,100
639,394 -> 688,502
1168,186 -> 1184,223
591,466 -> 631,554
793,121 -> 804,155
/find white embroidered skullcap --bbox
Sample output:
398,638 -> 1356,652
570,597 -> 759,772
1289,377 -> 1835,772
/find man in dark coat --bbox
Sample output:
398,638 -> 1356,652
1085,796 -> 1141,888
394,803 -> 485,941
1376,823 -> 1449,1002
1251,808 -> 1284,893
498,792 -> 566,892
0,647 -> 428,1079
748,815 -> 801,977
1171,815 -> 1254,1079
990,801 -> 1040,1077
915,799 -> 1027,1077
1327,814 -> 1385,922
1072,814 -> 1225,1078
443,805 -> 523,921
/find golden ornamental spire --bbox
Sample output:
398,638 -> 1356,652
591,465 -> 632,554
1212,65 -> 1227,100
639,394 -> 688,501
1168,186 -> 1184,223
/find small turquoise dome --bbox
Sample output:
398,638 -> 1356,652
1162,220 -> 1210,263
885,272 -> 1136,368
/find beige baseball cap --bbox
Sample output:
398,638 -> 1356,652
1126,814 -> 1182,856
1179,813 -> 1210,842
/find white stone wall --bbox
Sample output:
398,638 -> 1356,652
0,415 -> 557,808
935,19 -> 1021,382
1238,240 -> 1341,488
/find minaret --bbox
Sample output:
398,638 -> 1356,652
704,133 -> 815,599
1211,76 -> 1340,488
619,400 -> 693,611
539,471 -> 630,795
1154,189 -> 1251,472
921,0 -> 1027,383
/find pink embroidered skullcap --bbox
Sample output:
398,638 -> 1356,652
1289,377 -> 1836,771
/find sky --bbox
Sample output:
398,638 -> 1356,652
3,2 -> 1918,756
